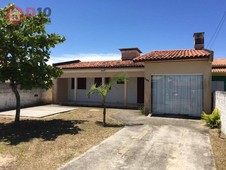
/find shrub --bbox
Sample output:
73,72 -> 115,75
202,108 -> 221,128
139,106 -> 149,116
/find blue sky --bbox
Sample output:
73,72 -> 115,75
1,0 -> 226,63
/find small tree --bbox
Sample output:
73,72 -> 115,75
87,74 -> 127,127
0,4 -> 65,125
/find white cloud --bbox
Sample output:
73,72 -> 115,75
48,53 -> 121,65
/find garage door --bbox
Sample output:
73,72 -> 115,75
151,75 -> 203,117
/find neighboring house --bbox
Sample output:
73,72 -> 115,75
53,32 -> 213,117
212,59 -> 226,92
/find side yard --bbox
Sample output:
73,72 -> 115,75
211,91 -> 226,169
0,108 -> 123,170
209,129 -> 226,170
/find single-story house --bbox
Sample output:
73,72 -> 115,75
53,32 -> 213,117
212,59 -> 226,91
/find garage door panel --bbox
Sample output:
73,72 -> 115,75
152,75 -> 203,117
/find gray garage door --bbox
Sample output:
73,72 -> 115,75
151,75 -> 203,117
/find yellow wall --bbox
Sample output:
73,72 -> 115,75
144,59 -> 212,114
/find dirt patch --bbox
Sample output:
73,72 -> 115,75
0,108 -> 123,170
209,129 -> 226,170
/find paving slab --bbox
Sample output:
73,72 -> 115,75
0,105 -> 77,118
59,110 -> 215,170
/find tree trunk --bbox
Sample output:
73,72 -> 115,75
11,82 -> 21,126
103,105 -> 106,127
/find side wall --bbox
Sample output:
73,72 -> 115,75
0,83 -> 52,111
214,91 -> 226,135
144,60 -> 212,115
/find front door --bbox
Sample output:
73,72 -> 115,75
137,77 -> 144,104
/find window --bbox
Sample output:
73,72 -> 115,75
71,78 -> 75,89
105,77 -> 110,84
94,78 -> 102,87
77,78 -> 86,89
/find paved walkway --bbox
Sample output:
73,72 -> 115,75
0,105 -> 77,118
59,109 -> 215,170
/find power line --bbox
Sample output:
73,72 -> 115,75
207,11 -> 226,48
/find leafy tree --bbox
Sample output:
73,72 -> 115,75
0,4 -> 65,125
87,74 -> 127,127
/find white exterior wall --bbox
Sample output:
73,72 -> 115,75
54,67 -> 144,106
77,78 -> 102,102
214,91 -> 226,135
0,83 -> 52,111
72,77 -> 138,105
106,82 -> 124,104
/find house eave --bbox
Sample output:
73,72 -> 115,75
62,67 -> 144,74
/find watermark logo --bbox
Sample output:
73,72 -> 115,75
6,6 -> 24,25
6,5 -> 52,25
26,7 -> 52,17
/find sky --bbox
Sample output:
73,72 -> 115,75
1,0 -> 226,64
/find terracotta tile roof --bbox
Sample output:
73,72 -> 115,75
212,68 -> 226,73
212,59 -> 226,73
212,58 -> 226,67
133,49 -> 211,62
55,60 -> 144,69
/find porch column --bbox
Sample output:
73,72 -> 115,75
102,77 -> 105,85
74,77 -> 77,102
124,80 -> 128,106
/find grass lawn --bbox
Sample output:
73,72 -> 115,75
0,107 -> 123,170
209,129 -> 226,170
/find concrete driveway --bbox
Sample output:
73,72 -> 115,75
59,109 -> 215,170
0,105 -> 77,118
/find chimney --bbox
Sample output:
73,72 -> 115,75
119,48 -> 142,60
193,32 -> 204,50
